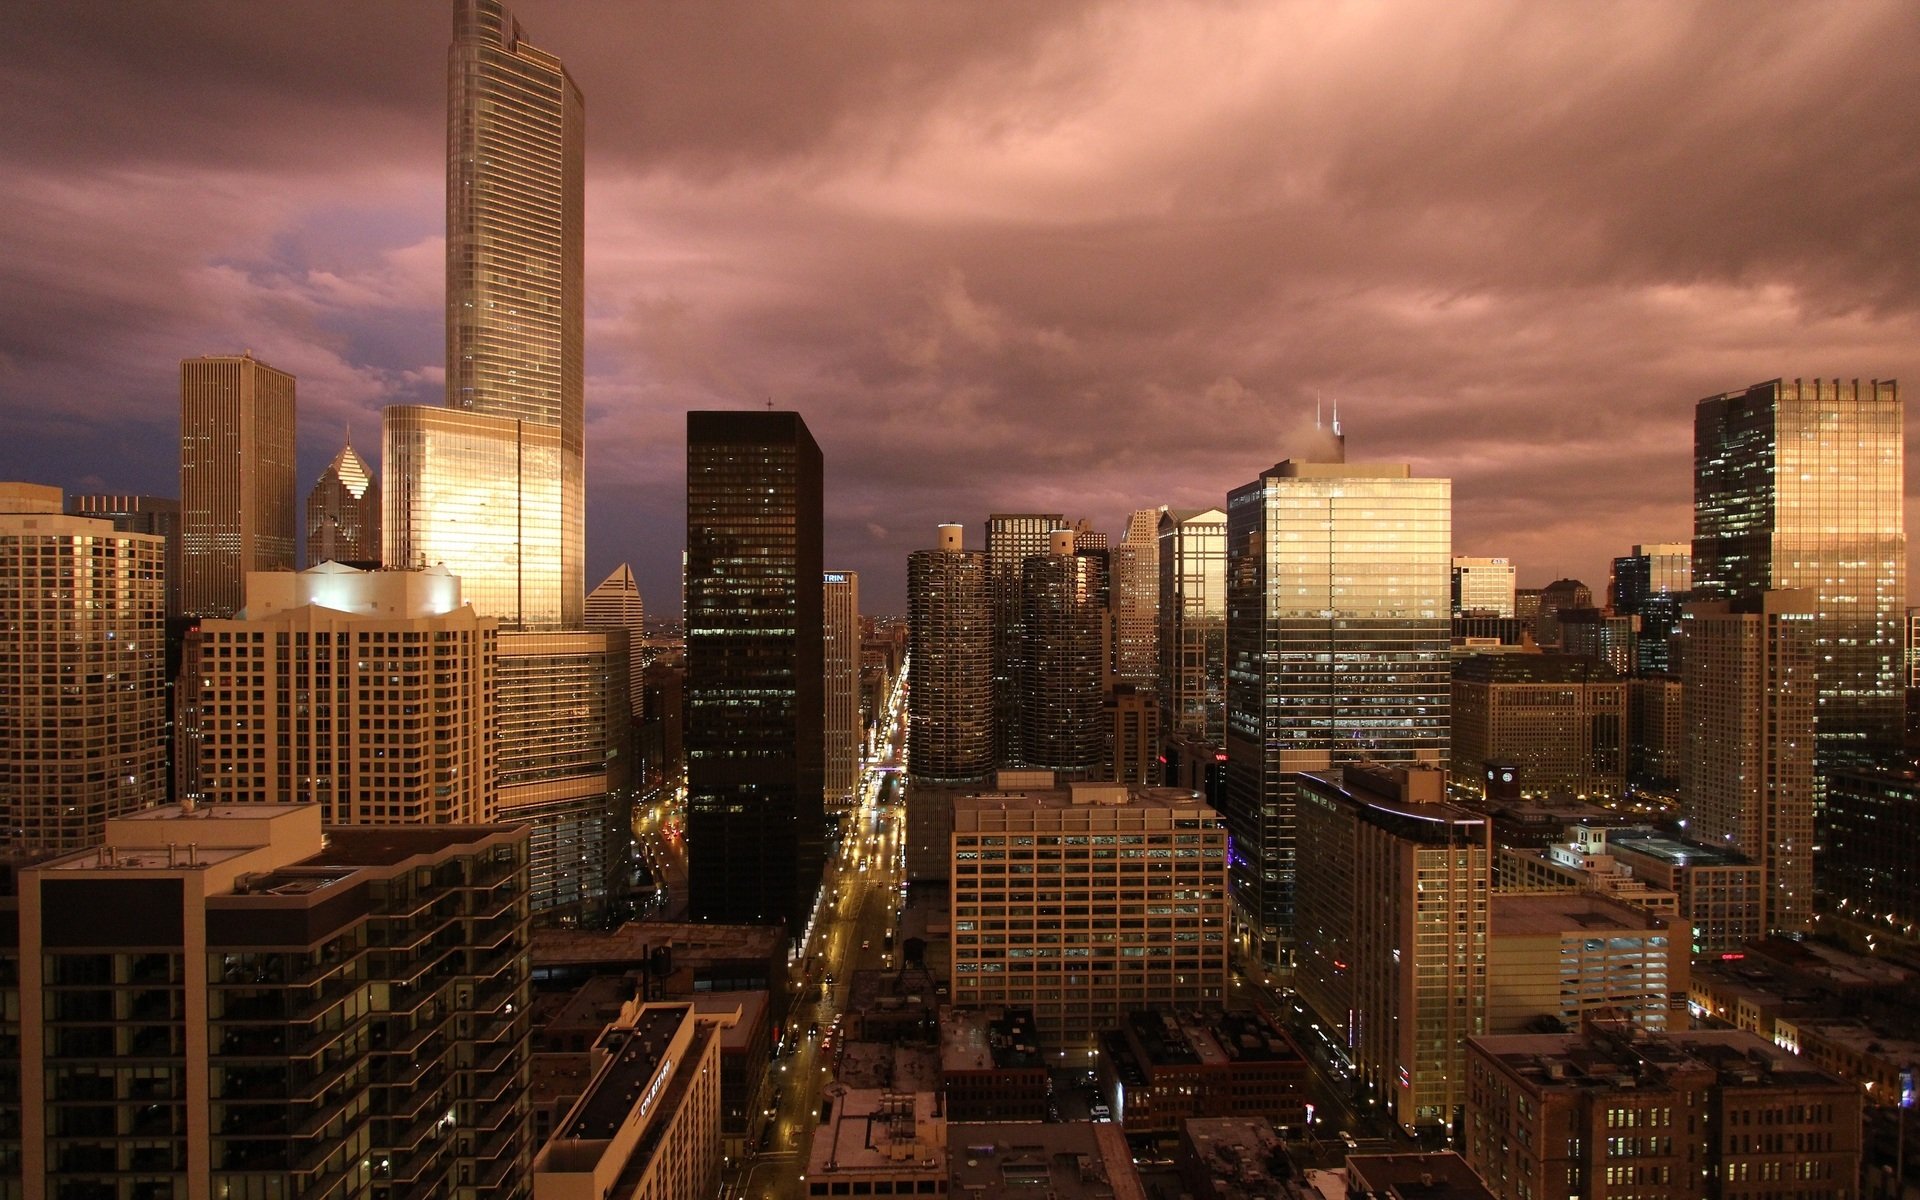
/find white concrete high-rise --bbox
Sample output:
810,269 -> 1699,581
586,563 -> 646,720
1452,555 -> 1516,617
824,571 -> 861,810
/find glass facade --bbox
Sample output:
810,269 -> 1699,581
180,355 -> 296,619
1109,508 -> 1162,689
304,441 -> 380,568
1224,462 -> 1451,961
685,411 -> 825,934
1158,507 -> 1227,743
1694,379 -> 1905,775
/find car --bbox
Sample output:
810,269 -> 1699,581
1339,1130 -> 1358,1150
807,1023 -> 819,1037
862,940 -> 870,950
824,973 -> 836,985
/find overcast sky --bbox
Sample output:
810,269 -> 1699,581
4,1 -> 1916,614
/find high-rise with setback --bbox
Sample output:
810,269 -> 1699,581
1693,379 -> 1904,778
303,438 -> 379,567
685,411 -> 825,934
1225,457 -> 1451,964
180,353 -> 295,618
586,563 -> 646,721
385,0 -> 584,629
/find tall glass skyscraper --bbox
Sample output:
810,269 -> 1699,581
1693,378 -> 1905,775
1224,460 -> 1451,964
1158,507 -> 1227,743
685,411 -> 825,935
180,353 -> 295,618
387,0 -> 584,629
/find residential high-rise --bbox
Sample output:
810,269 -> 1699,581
1294,766 -> 1488,1134
303,437 -> 379,567
1681,593 -> 1817,934
1158,507 -> 1227,743
1694,378 -> 1905,776
70,493 -> 184,621
986,513 -> 1063,766
1452,556 -> 1516,617
385,0 -> 584,628
189,563 -> 496,824
0,484 -> 167,853
1109,508 -> 1162,689
1224,458 -> 1451,962
824,570 -> 862,810
907,524 -> 993,784
948,781 -> 1229,1047
685,410 -> 824,934
1019,529 -> 1106,777
586,563 -> 646,720
180,352 -> 295,618
5,803 -> 534,1198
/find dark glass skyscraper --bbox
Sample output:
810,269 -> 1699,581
1693,379 -> 1905,777
685,411 -> 825,934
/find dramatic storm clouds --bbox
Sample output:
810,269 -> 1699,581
4,2 -> 1917,611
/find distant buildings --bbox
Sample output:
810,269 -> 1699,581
1611,542 -> 1690,675
823,570 -> 861,810
585,563 -> 646,720
1225,457 -> 1450,963
685,410 -> 825,933
69,493 -> 184,620
1109,507 -> 1162,689
1453,555 -> 1517,617
1018,529 -> 1106,777
1450,653 -> 1625,802
303,438 -> 379,567
0,483 -> 167,853
180,353 -> 295,618
907,524 -> 993,784
985,513 -> 1062,766
1157,507 -> 1227,744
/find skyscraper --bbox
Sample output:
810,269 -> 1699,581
180,352 -> 295,618
1157,507 -> 1227,744
907,524 -> 993,784
1681,593 -> 1817,934
70,494 -> 184,621
1225,459 -> 1451,963
1020,530 -> 1107,777
1611,542 -> 1691,675
685,411 -> 825,933
1,483 -> 166,853
586,563 -> 646,720
303,437 -> 379,567
1693,378 -> 1905,777
1109,508 -> 1162,689
823,570 -> 862,810
386,0 -> 584,628
986,513 -> 1063,766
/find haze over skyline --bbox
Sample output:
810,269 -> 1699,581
4,1 -> 1916,613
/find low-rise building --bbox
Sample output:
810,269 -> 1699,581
806,1091 -> 946,1198
940,1008 -> 1049,1122
1604,830 -> 1762,955
1487,892 -> 1688,1033
1496,824 -> 1681,916
1347,1152 -> 1496,1200
1175,1117 -> 1287,1200
951,1122 -> 1145,1200
1771,1016 -> 1920,1108
1095,1009 -> 1308,1135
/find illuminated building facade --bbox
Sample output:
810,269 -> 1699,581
685,410 -> 825,933
1450,653 -> 1625,802
0,484 -> 166,854
304,439 -> 379,567
70,493 -> 184,621
1018,530 -> 1107,777
907,525 -> 993,783
986,513 -> 1063,767
1452,556 -> 1516,617
1819,767 -> 1920,944
1158,507 -> 1227,744
823,571 -> 861,810
1681,594 -> 1816,934
1694,378 -> 1905,777
190,564 -> 496,825
1224,459 -> 1451,962
585,563 -> 646,720
180,353 -> 295,618
1109,508 -> 1162,689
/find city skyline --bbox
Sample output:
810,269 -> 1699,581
4,3 -> 1918,612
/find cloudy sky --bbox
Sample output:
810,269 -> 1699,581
4,1 -> 1916,613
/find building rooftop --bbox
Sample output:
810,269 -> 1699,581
950,1121 -> 1146,1200
807,1090 -> 945,1183
1491,892 -> 1674,937
941,1008 -> 1046,1073
1471,1027 -> 1850,1093
1606,829 -> 1752,868
1346,1152 -> 1496,1200
561,1005 -> 691,1140
1181,1117 -> 1285,1200
532,920 -> 785,970
1453,653 -> 1620,684
951,783 -> 1220,817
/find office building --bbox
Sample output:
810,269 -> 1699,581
496,629 -> 632,920
1225,458 -> 1451,962
907,524 -> 993,784
1694,378 -> 1905,777
585,563 -> 646,721
986,513 -> 1063,766
70,493 -> 184,621
0,484 -> 167,854
392,0 -> 590,631
806,1092 -> 947,1199
1157,507 -> 1227,744
1627,675 -> 1684,789
303,438 -> 379,567
1612,542 -> 1690,675
1464,1027 -> 1863,1200
1605,828 -> 1763,954
1450,653 -> 1626,803
685,410 -> 824,933
180,353 -> 296,618
1486,892 -> 1687,1034
1557,608 -> 1637,677
1019,529 -> 1106,777
1820,766 -> 1920,945
1682,594 -> 1816,934
949,781 -> 1229,1046
532,1001 -> 731,1200
1293,766 -> 1489,1134
824,571 -> 861,810
1095,1009 -> 1308,1134
189,563 -> 496,824
1109,507 -> 1161,688
1495,825 -> 1682,917
1104,683 -> 1159,784
1453,556 -> 1517,617
1530,578 -> 1592,648
6,803 -> 533,1198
